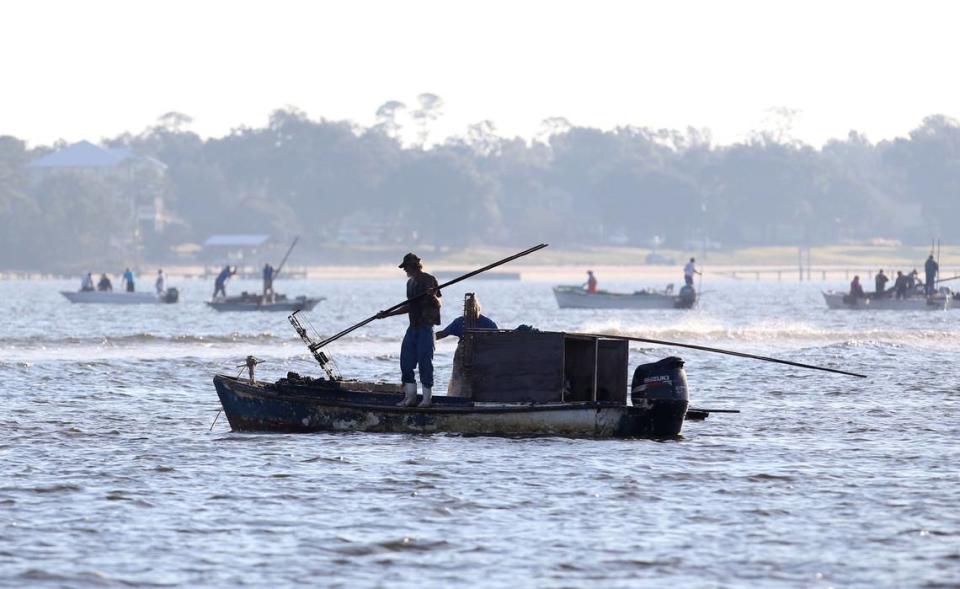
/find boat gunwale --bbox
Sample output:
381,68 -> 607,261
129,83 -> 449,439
60,290 -> 172,304
821,290 -> 950,310
205,297 -> 323,311
552,285 -> 679,300
215,374 -> 638,416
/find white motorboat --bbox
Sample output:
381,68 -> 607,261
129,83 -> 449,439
822,291 -> 950,310
60,289 -> 179,304
553,285 -> 696,310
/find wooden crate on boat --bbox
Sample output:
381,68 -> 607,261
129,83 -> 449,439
461,331 -> 628,404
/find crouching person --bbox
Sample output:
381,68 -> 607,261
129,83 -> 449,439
437,293 -> 498,397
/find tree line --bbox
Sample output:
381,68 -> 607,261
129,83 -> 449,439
1,103 -> 959,271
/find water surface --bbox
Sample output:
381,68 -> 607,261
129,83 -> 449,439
1,277 -> 957,588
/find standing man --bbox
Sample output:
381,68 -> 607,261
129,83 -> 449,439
684,258 -> 700,287
376,253 -> 442,407
213,265 -> 236,299
924,254 -> 939,296
874,269 -> 889,297
893,271 -> 908,300
262,263 -> 275,302
121,268 -> 136,293
155,269 -> 166,295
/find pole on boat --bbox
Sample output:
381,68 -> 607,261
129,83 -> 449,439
314,243 -> 549,349
937,239 -> 941,286
697,261 -> 703,296
578,332 -> 867,378
272,236 -> 300,281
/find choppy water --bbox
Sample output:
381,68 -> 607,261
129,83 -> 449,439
1,277 -> 958,588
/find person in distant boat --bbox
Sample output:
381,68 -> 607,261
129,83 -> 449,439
97,273 -> 113,292
121,268 -> 136,293
437,293 -> 498,397
849,275 -> 865,298
924,254 -> 939,296
684,258 -> 700,287
80,272 -> 95,292
213,265 -> 236,299
375,252 -> 442,408
583,270 -> 598,293
893,271 -> 909,300
906,269 -> 918,291
155,269 -> 166,295
874,269 -> 889,297
262,263 -> 275,302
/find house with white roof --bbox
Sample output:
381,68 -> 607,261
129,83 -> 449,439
28,140 -> 170,237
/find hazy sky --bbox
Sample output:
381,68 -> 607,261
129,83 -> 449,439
3,0 -> 959,147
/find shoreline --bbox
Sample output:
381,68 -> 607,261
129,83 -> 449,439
3,244 -> 956,282
4,263 -> 956,283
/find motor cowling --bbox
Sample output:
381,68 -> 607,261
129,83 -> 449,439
677,285 -> 696,308
162,288 -> 179,304
627,356 -> 690,436
631,357 -> 688,405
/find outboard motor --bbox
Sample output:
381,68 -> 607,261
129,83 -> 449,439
630,357 -> 689,436
676,285 -> 696,308
162,288 -> 179,304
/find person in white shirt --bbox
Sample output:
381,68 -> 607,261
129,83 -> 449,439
155,269 -> 166,295
683,258 -> 700,287
80,272 -> 95,292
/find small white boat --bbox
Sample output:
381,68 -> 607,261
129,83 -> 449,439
553,285 -> 696,310
60,289 -> 179,304
822,291 -> 950,310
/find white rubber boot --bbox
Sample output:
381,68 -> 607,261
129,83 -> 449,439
418,386 -> 432,408
398,382 -> 417,407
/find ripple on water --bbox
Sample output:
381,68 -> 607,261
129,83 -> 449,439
0,279 -> 958,588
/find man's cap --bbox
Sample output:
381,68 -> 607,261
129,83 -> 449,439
399,252 -> 421,268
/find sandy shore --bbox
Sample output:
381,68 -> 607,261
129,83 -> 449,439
7,264 -> 954,284
3,244 -> 957,282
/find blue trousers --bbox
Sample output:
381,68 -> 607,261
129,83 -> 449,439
925,274 -> 935,296
400,326 -> 435,387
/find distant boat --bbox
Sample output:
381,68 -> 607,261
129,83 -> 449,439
822,291 -> 950,310
206,292 -> 323,312
61,289 -> 179,304
553,285 -> 696,310
205,235 -> 322,312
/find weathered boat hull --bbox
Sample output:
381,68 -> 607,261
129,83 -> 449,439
213,375 -> 688,438
60,290 -> 178,304
553,286 -> 694,310
822,291 -> 950,310
206,295 -> 323,312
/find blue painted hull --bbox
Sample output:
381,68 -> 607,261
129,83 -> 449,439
213,375 -> 688,438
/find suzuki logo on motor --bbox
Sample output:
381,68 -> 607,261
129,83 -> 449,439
643,375 -> 672,386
